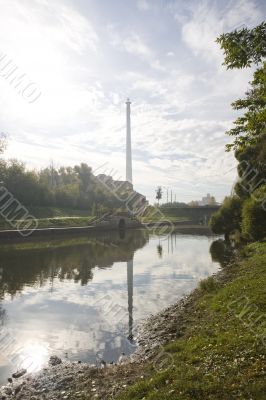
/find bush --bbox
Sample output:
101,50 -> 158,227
209,196 -> 242,236
241,184 -> 266,241
199,276 -> 218,292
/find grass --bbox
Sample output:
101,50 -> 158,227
28,206 -> 92,218
0,215 -> 95,230
30,216 -> 94,229
115,241 -> 266,400
141,216 -> 191,223
0,206 -> 94,230
0,205 -> 192,229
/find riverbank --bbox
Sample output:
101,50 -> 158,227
0,223 -> 211,242
1,240 -> 265,399
0,207 -> 93,230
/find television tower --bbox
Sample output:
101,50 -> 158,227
126,98 -> 132,184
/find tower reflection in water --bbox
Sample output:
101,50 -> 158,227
0,228 -> 224,384
127,259 -> 134,342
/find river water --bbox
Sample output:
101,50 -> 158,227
0,229 -> 224,384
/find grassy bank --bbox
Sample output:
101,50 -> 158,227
0,216 -> 94,230
116,241 -> 266,400
27,207 -> 91,218
0,207 -> 95,230
141,215 -> 191,223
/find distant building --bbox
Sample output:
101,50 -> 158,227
97,174 -> 133,191
96,173 -> 147,213
198,193 -> 217,206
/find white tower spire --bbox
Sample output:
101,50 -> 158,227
126,98 -> 132,184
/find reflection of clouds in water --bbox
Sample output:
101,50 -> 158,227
0,233 -> 220,381
131,235 -> 220,318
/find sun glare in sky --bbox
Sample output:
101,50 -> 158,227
0,0 -> 265,202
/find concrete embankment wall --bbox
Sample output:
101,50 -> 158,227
0,220 -> 214,242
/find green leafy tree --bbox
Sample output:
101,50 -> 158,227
210,196 -> 243,237
216,22 -> 265,153
0,159 -> 135,213
242,184 -> 266,241
234,136 -> 266,198
216,22 -> 266,69
224,62 -> 266,152
210,22 -> 266,238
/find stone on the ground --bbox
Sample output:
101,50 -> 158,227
12,369 -> 27,379
49,356 -> 62,366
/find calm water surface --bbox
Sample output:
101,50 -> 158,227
0,230 -> 223,384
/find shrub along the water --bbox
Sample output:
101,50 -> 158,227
242,184 -> 266,241
209,196 -> 242,236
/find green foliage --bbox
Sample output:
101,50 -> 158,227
0,160 -> 129,212
225,62 -> 266,152
199,276 -> 218,293
216,22 -> 266,69
234,135 -> 266,198
214,22 -> 266,240
217,21 -> 266,157
0,216 -> 94,230
242,184 -> 266,241
209,196 -> 242,235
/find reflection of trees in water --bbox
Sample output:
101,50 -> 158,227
209,239 -> 235,267
0,305 -> 7,326
0,230 -> 148,297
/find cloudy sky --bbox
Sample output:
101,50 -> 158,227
0,0 -> 265,203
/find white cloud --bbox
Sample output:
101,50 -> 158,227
107,26 -> 166,73
180,0 -> 263,64
0,0 -> 264,203
123,33 -> 151,57
137,0 -> 150,11
108,27 -> 151,58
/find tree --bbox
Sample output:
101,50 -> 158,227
216,22 -> 266,153
224,62 -> 266,152
155,186 -> 162,205
209,196 -> 242,237
216,22 -> 266,69
242,184 -> 266,241
188,200 -> 199,207
210,23 -> 266,238
0,160 -> 117,211
234,136 -> 266,198
209,196 -> 217,205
